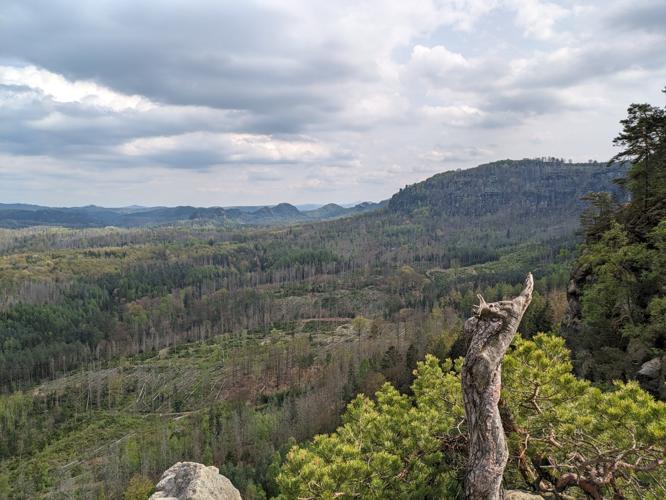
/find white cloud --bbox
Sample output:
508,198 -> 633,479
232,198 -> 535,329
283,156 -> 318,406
409,45 -> 470,82
506,0 -> 569,40
421,104 -> 486,126
118,132 -> 334,165
0,65 -> 153,111
419,145 -> 495,163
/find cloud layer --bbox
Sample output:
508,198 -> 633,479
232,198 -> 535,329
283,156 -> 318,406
1,0 -> 665,206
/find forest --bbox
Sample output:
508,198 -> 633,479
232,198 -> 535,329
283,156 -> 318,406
0,91 -> 665,499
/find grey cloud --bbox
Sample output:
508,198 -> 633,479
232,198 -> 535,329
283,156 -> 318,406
514,41 -> 666,91
0,82 -> 359,171
246,169 -> 284,183
485,89 -> 576,115
604,0 -> 666,34
0,0 -> 366,131
0,84 -> 307,162
0,0 -> 379,168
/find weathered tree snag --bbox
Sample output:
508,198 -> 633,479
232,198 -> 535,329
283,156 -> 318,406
462,273 -> 533,500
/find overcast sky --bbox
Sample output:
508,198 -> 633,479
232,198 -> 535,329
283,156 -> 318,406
1,0 -> 665,207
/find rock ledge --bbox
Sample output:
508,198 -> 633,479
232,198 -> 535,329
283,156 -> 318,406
505,491 -> 544,499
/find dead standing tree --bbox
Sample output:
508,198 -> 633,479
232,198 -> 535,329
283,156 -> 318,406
462,273 -> 533,499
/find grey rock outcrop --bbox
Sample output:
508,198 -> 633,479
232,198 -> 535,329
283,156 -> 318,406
637,356 -> 665,399
150,462 -> 241,500
638,356 -> 662,379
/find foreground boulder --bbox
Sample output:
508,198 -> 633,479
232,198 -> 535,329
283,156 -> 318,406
150,462 -> 241,500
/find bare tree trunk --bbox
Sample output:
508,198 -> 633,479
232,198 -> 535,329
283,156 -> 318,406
462,273 -> 533,499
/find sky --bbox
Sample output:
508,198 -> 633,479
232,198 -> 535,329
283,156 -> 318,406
1,0 -> 665,207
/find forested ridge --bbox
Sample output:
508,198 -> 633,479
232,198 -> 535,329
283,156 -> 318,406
1,107 -> 664,498
388,158 -> 627,218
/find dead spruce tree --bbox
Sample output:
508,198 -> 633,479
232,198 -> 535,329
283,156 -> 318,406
462,273 -> 533,499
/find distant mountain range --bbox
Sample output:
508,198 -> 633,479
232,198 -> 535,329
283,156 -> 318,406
0,200 -> 387,229
1,158 -> 629,230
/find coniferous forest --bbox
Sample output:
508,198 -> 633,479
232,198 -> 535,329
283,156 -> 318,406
1,91 -> 665,499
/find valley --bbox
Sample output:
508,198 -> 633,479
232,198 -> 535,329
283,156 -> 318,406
0,159 -> 626,498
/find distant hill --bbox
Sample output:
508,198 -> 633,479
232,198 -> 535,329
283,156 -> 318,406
305,203 -> 347,218
0,203 -> 45,211
0,199 -> 385,229
304,201 -> 385,219
388,159 -> 628,218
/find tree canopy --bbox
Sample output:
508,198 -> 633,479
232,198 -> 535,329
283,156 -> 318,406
277,334 -> 666,499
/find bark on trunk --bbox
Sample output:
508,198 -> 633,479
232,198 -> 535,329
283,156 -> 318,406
462,273 -> 533,500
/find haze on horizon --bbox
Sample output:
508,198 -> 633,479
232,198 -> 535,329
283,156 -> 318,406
1,0 -> 665,207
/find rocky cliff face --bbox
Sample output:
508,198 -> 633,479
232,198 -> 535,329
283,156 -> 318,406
150,462 -> 241,500
562,263 -> 665,399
